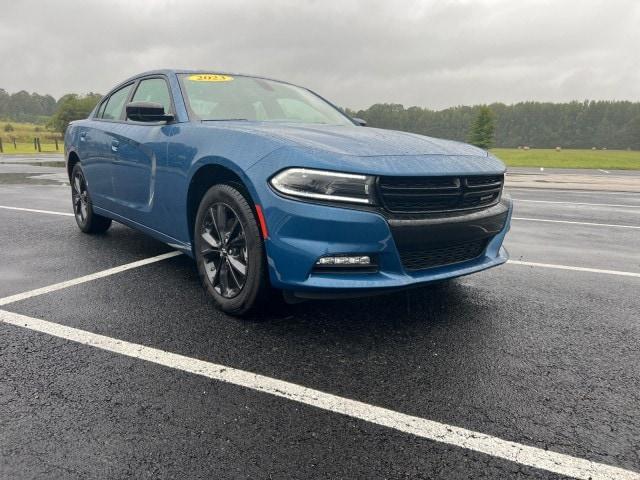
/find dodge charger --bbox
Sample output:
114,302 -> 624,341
64,70 -> 512,315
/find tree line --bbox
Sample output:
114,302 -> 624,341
0,89 -> 102,133
0,89 -> 58,122
348,100 -> 640,150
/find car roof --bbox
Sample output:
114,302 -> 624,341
117,69 -> 301,90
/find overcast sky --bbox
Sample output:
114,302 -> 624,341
1,0 -> 638,110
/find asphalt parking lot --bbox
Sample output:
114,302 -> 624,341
1,156 -> 639,479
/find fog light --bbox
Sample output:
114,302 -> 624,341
316,255 -> 371,265
313,255 -> 377,274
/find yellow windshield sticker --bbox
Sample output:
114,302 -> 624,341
188,74 -> 233,82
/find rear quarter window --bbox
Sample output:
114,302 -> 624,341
95,100 -> 107,119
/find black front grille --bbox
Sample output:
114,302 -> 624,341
378,175 -> 503,213
399,239 -> 487,271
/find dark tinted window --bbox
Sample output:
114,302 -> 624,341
101,84 -> 133,120
131,78 -> 172,113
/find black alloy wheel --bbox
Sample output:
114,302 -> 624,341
200,203 -> 248,298
194,184 -> 270,316
72,169 -> 89,224
70,163 -> 112,234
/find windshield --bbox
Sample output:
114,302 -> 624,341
179,73 -> 353,126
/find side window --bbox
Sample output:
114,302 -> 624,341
102,84 -> 134,120
131,78 -> 172,113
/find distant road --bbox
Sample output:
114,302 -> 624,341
507,168 -> 640,192
508,166 -> 640,177
0,153 -> 64,164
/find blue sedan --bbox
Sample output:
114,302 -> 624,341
65,70 -> 512,315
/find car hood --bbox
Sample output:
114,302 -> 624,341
206,121 -> 487,157
201,121 -> 505,176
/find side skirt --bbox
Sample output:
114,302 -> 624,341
93,206 -> 194,257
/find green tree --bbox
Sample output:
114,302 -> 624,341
49,93 -> 102,134
3,123 -> 14,132
468,106 -> 495,149
618,116 -> 640,150
0,89 -> 9,117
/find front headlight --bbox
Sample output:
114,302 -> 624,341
270,168 -> 376,204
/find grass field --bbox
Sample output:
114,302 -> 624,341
492,148 -> 640,170
0,142 -> 62,154
0,121 -> 62,154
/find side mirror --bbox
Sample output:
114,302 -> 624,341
352,117 -> 367,127
126,102 -> 174,122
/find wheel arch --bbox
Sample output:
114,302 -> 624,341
186,158 -> 262,251
67,150 -> 81,180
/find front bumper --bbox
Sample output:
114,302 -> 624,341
261,187 -> 512,296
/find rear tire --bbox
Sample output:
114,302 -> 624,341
71,164 -> 112,234
194,184 -> 270,316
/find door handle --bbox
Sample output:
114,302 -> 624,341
80,132 -> 87,142
111,140 -> 119,152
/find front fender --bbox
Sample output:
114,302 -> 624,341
186,155 -> 263,207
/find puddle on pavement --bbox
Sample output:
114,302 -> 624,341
0,161 -> 66,168
0,172 -> 68,186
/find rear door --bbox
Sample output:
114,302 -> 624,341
85,83 -> 135,209
109,76 -> 174,226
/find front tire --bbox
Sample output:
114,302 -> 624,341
71,164 -> 112,234
194,184 -> 270,316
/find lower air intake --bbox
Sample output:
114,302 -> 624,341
399,239 -> 487,271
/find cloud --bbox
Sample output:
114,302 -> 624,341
1,0 -> 638,109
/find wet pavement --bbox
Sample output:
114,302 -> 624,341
0,158 -> 638,479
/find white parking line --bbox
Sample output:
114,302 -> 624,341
514,199 -> 640,208
598,169 -> 611,174
508,260 -> 640,278
0,309 -> 636,480
0,205 -> 74,216
0,251 -> 182,306
512,217 -> 640,230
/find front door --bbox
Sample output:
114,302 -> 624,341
110,77 -> 174,225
